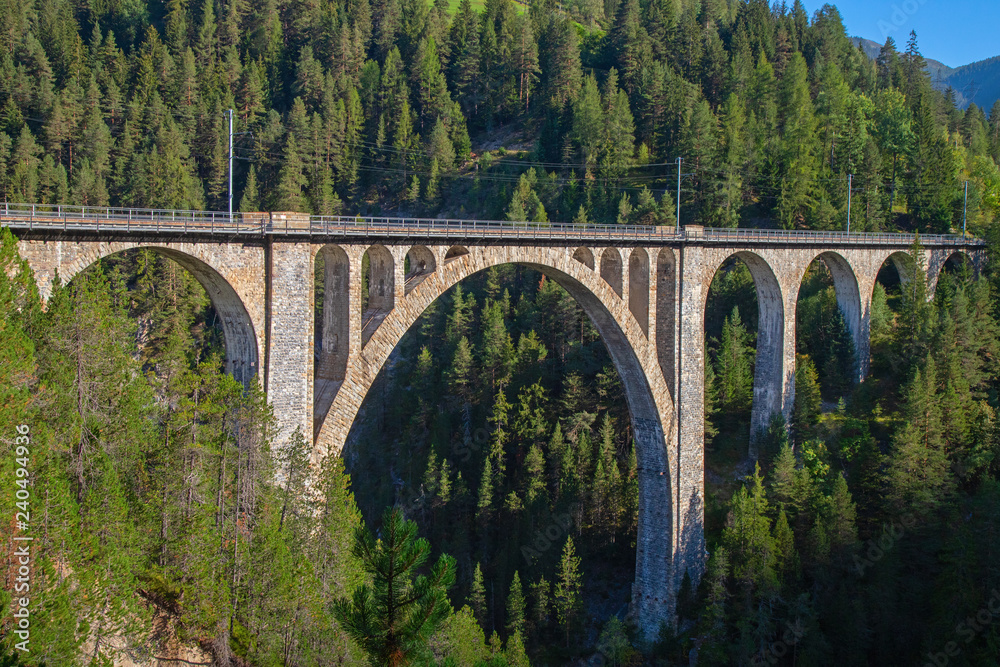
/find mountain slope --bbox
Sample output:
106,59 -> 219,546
938,55 -> 1000,110
852,37 -> 1000,110
850,37 -> 954,83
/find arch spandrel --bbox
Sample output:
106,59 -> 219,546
317,245 -> 674,455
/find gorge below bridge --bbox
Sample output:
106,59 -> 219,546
2,203 -> 986,639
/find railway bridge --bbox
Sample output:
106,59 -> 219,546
2,203 -> 986,639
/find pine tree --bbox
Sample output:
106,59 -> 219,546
722,464 -> 777,596
470,562 -> 488,628
887,359 -> 952,514
554,536 -> 582,646
793,354 -> 822,440
332,508 -> 456,667
543,17 -> 581,113
776,53 -> 819,228
716,306 -> 754,416
773,509 -> 797,579
571,74 -> 603,174
826,474 -> 858,552
525,444 -> 546,504
505,571 -> 526,638
769,441 -> 797,511
488,386 -> 511,477
529,576 -> 550,632
547,420 -> 566,488
446,336 -> 474,402
9,126 -> 41,202
477,456 -> 495,522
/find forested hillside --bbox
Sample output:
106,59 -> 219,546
4,0 -> 1000,665
0,0 -> 998,230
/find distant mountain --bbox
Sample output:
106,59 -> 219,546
851,37 -> 1000,111
937,55 -> 1000,110
850,37 -> 955,82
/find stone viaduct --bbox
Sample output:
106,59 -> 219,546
2,204 -> 985,639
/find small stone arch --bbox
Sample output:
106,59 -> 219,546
928,250 -> 976,295
629,248 -> 650,335
316,245 -> 350,383
881,251 -> 917,287
404,245 -> 436,295
362,244 -> 394,344
600,247 -> 623,297
656,248 -> 677,398
941,250 -> 974,274
444,245 -> 470,263
705,251 -> 784,454
572,246 -> 595,270
802,251 -> 864,382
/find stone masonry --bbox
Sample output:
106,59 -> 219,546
12,220 -> 983,642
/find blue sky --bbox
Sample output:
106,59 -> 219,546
801,1 -> 1000,68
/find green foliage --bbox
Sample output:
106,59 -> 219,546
0,245 -> 371,664
793,354 -> 822,439
333,507 -> 456,667
553,536 -> 582,647
5,2 -> 1000,663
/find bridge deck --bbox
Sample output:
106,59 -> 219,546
0,202 -> 984,247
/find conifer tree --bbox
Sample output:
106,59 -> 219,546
826,474 -> 858,552
446,336 -> 474,403
888,359 -> 951,514
722,464 -> 777,595
793,354 -> 822,440
276,133 -> 308,212
776,52 -> 819,228
333,508 -> 455,667
525,444 -> 546,504
716,306 -> 754,416
554,536 -> 582,646
470,562 -> 488,628
506,571 -> 525,638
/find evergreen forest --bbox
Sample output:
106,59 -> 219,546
2,0 -> 1000,665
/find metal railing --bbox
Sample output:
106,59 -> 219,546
0,202 -> 985,247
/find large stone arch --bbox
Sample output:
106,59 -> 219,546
16,239 -> 263,384
703,251 -> 785,454
800,251 -> 865,382
314,244 -> 680,639
927,249 -> 977,296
